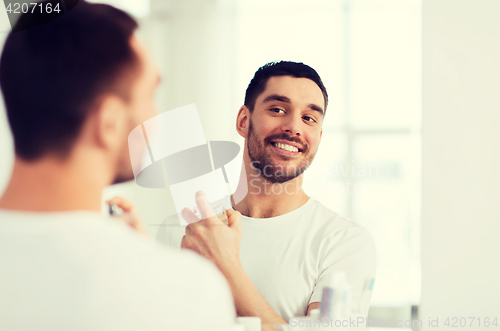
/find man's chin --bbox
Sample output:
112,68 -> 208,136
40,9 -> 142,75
261,175 -> 295,184
259,166 -> 304,184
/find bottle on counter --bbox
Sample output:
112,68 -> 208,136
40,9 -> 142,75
319,272 -> 352,322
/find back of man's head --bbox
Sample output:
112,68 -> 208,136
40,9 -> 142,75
0,1 -> 139,161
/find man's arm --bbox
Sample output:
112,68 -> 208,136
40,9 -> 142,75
181,192 -> 288,326
221,262 -> 287,325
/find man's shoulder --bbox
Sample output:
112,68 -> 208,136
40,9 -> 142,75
306,198 -> 365,230
306,199 -> 377,268
0,210 -> 236,330
306,198 -> 376,249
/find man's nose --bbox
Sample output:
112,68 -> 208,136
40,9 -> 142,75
281,114 -> 302,136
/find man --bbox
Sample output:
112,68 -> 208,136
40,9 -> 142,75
179,62 -> 377,328
0,3 -> 236,330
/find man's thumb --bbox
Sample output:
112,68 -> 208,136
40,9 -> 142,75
225,209 -> 242,231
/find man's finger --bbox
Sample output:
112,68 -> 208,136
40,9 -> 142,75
106,196 -> 135,213
225,209 -> 242,232
182,207 -> 201,224
194,191 -> 217,220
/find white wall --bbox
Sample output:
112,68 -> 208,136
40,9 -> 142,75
421,1 -> 500,329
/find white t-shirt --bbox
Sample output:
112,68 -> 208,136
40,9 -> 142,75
0,210 -> 236,331
157,196 -> 377,323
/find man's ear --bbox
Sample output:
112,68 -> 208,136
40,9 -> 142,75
94,95 -> 127,151
236,105 -> 250,139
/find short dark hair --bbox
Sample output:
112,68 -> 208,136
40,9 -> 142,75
244,61 -> 328,113
0,1 -> 139,160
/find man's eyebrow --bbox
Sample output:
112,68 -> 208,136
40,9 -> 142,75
262,94 -> 291,104
308,104 -> 324,115
262,94 -> 324,115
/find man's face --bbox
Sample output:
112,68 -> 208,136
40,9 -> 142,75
246,75 -> 324,183
113,36 -> 160,184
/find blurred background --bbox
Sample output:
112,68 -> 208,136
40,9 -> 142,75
1,1 -> 499,330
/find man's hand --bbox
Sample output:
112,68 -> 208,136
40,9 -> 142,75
181,191 -> 242,274
181,191 -> 287,326
106,197 -> 149,237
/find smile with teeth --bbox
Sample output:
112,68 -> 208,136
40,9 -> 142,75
271,142 -> 300,153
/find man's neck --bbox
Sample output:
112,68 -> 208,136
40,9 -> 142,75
231,162 -> 309,219
0,153 -> 110,212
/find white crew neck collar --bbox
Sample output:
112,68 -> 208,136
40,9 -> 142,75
223,195 -> 315,223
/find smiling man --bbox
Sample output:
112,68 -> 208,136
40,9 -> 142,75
180,61 -> 377,328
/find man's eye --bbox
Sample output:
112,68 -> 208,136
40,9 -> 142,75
303,116 -> 316,122
270,108 -> 285,114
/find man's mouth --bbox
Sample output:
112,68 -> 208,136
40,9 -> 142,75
270,141 -> 303,155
